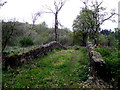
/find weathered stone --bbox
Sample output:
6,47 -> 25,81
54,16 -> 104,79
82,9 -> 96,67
87,41 -> 108,81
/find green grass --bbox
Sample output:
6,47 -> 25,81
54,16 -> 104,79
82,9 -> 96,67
3,48 -> 91,88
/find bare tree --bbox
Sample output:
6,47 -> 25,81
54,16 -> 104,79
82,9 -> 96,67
81,0 -> 116,45
43,0 -> 66,41
26,12 -> 43,37
32,12 -> 43,29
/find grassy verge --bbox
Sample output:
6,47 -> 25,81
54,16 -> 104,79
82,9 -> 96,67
3,48 -> 91,88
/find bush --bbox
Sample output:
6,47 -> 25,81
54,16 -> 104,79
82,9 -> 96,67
19,37 -> 34,47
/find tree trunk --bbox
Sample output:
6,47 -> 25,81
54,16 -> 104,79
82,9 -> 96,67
55,13 -> 58,41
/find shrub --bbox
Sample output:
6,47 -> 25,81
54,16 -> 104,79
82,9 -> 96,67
19,37 -> 34,47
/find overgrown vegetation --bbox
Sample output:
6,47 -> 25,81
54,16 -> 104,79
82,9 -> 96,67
3,49 -> 91,88
2,21 -> 72,52
96,47 -> 120,88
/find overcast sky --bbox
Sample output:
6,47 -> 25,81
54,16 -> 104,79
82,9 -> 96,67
0,0 -> 119,31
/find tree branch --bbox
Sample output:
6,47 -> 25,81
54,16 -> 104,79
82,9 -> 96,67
0,1 -> 7,6
58,1 -> 65,12
101,13 -> 116,24
32,12 -> 43,28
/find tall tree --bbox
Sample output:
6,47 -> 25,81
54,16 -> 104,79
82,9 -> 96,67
43,0 -> 66,41
73,8 -> 95,46
90,0 -> 115,44
74,0 -> 116,45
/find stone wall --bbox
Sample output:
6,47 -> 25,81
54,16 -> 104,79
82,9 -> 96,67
86,42 -> 109,82
2,41 -> 67,70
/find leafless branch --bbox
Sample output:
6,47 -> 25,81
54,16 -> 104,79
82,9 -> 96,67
101,13 -> 116,24
0,1 -> 7,6
45,5 -> 55,14
58,1 -> 65,11
96,0 -> 103,8
58,21 -> 65,28
81,0 -> 88,8
32,12 -> 43,28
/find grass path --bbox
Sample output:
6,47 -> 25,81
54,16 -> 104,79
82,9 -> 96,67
3,49 -> 91,88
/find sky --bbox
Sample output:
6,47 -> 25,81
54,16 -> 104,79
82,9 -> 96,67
0,0 -> 119,31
